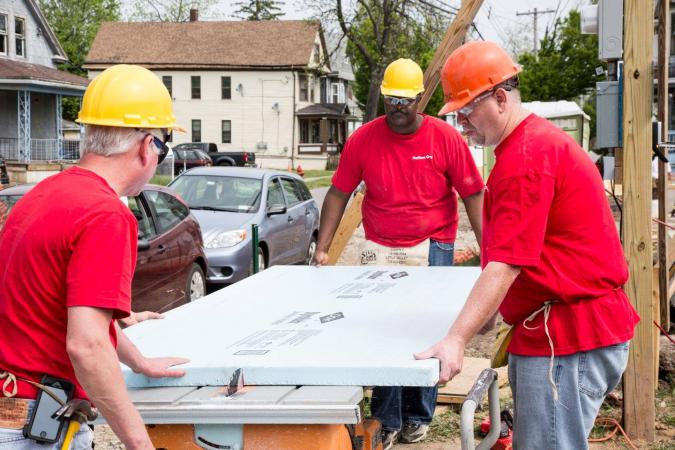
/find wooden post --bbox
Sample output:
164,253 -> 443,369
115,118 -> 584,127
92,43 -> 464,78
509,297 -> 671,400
622,0 -> 656,441
657,0 -> 671,331
325,0 -> 485,262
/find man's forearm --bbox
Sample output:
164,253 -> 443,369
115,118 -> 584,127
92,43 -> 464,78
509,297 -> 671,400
115,322 -> 146,372
69,336 -> 152,449
316,185 -> 351,252
462,190 -> 484,247
446,261 -> 519,344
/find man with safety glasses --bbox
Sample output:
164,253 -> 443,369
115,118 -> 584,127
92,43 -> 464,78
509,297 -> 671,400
314,58 -> 484,449
415,41 -> 639,450
0,64 -> 188,449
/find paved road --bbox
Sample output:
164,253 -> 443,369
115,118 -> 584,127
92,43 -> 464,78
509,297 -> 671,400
310,186 -> 329,210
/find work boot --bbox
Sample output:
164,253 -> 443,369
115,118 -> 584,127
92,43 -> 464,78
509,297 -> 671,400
399,422 -> 429,443
381,429 -> 400,450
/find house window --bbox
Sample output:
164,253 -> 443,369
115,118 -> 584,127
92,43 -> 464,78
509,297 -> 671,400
162,76 -> 172,97
331,82 -> 344,104
14,17 -> 25,57
221,120 -> 231,143
299,119 -> 321,143
0,14 -> 7,55
313,43 -> 320,64
299,75 -> 308,101
192,119 -> 201,142
191,76 -> 201,99
310,77 -> 314,103
221,77 -> 231,99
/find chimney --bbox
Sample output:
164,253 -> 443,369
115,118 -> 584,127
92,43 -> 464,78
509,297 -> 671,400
189,8 -> 199,22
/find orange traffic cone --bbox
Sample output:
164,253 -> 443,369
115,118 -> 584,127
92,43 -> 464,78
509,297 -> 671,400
296,165 -> 305,178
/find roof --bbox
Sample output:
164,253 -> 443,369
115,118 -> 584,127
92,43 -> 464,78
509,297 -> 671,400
85,20 -> 326,70
0,59 -> 88,88
296,103 -> 351,117
523,100 -> 591,121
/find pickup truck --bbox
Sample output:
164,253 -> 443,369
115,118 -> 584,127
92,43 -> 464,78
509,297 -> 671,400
172,142 -> 256,167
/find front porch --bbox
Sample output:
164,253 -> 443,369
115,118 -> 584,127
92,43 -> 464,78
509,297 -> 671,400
296,103 -> 356,156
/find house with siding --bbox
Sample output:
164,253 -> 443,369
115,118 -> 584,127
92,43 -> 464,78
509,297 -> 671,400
84,15 -> 360,170
0,0 -> 87,177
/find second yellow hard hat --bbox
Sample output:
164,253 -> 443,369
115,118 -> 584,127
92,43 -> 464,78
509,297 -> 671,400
380,58 -> 425,98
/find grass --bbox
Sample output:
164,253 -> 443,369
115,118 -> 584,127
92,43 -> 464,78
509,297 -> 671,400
427,408 -> 462,441
302,170 -> 334,190
150,174 -> 172,186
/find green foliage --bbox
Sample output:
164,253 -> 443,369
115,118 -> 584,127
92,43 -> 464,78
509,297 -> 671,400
518,10 -> 602,103
39,0 -> 120,120
233,0 -> 285,20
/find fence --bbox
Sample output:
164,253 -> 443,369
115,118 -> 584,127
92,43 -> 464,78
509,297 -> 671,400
0,138 -> 80,161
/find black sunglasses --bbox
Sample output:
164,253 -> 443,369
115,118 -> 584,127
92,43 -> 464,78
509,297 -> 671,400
142,131 -> 172,164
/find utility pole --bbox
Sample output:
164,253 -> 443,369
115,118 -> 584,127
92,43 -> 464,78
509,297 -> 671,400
516,7 -> 556,53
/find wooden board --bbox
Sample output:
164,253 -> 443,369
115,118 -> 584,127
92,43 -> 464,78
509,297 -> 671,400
622,0 -> 656,440
327,191 -> 364,265
436,358 -> 508,404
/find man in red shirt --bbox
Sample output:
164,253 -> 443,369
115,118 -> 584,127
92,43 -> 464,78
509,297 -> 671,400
415,42 -> 639,450
0,64 -> 188,450
314,58 -> 484,449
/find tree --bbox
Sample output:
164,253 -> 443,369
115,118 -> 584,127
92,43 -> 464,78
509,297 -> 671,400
128,0 -> 218,22
518,10 -> 603,138
38,0 -> 121,120
233,0 -> 285,20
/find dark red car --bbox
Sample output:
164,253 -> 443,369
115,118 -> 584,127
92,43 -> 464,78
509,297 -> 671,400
173,149 -> 212,174
0,184 -> 207,314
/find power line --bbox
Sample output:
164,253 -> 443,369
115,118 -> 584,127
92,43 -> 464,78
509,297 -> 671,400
516,7 -> 556,53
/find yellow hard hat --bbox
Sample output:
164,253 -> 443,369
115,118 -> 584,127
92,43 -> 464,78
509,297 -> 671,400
77,64 -> 184,131
380,58 -> 425,98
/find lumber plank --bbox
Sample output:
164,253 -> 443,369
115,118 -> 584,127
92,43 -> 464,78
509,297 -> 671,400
326,191 -> 364,265
436,357 -> 507,404
622,0 -> 656,440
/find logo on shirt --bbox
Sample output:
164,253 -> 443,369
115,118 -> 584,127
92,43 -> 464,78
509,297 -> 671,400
412,155 -> 433,160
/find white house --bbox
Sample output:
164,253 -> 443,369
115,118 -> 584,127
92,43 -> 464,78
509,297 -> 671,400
84,16 -> 360,170
0,0 -> 87,169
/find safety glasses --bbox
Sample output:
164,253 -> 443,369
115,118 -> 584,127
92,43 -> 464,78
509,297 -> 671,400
458,89 -> 495,116
142,130 -> 172,164
383,95 -> 418,106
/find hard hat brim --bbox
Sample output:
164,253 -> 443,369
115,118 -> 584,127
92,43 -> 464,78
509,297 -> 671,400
438,98 -> 468,116
380,86 -> 425,98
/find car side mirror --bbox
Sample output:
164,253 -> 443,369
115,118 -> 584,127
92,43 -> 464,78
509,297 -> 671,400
138,238 -> 150,251
266,205 -> 287,216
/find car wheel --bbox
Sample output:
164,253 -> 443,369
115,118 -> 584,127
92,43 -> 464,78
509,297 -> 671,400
305,236 -> 317,265
187,263 -> 205,301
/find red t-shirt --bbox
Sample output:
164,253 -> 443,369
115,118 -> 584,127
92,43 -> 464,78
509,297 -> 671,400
0,167 -> 137,400
332,115 -> 484,247
482,114 -> 639,356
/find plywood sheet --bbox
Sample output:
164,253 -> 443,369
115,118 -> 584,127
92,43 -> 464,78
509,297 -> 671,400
437,358 -> 508,404
123,266 -> 479,388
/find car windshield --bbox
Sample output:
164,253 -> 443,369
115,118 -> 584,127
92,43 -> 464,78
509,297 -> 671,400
170,175 -> 262,213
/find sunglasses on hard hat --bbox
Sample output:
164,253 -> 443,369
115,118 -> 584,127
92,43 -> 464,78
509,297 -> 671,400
140,129 -> 172,164
383,95 -> 418,106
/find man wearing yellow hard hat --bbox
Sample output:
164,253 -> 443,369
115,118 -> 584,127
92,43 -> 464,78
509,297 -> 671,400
0,64 -> 188,449
314,58 -> 484,449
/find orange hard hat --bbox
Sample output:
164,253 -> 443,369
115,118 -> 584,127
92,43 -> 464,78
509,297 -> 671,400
438,41 -> 521,116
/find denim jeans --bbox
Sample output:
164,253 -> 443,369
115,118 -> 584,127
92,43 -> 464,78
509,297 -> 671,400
371,240 -> 454,431
508,342 -> 629,450
0,400 -> 93,449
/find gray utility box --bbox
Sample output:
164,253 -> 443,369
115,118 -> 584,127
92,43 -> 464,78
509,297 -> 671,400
596,81 -> 620,149
599,0 -> 623,61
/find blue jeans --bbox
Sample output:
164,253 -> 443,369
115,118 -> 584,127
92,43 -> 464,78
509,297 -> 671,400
508,342 -> 629,450
0,400 -> 93,449
372,240 -> 454,431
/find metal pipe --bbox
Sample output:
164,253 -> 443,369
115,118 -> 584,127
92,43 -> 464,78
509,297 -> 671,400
251,224 -> 259,274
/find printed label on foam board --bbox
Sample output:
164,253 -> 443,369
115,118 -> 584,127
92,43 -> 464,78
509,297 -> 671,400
331,282 -> 396,298
230,329 -> 322,353
319,312 -> 344,324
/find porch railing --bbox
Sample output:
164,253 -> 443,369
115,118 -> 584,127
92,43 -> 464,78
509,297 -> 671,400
0,138 -> 80,161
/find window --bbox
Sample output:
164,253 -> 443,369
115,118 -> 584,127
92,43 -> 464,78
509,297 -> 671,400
192,119 -> 201,142
144,191 -> 189,233
170,175 -> 262,212
310,77 -> 314,103
14,17 -> 25,57
295,180 -> 312,201
280,178 -> 302,206
313,43 -> 320,64
299,119 -> 321,143
0,14 -> 7,55
299,74 -> 308,101
221,120 -> 231,144
127,196 -> 156,240
331,82 -> 344,103
191,76 -> 201,99
162,76 -> 172,97
221,76 -> 231,99
267,178 -> 285,206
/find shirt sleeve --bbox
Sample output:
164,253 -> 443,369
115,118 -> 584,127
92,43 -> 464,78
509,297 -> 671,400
67,210 -> 137,319
445,131 -> 485,198
485,172 -> 555,267
331,134 -> 363,194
